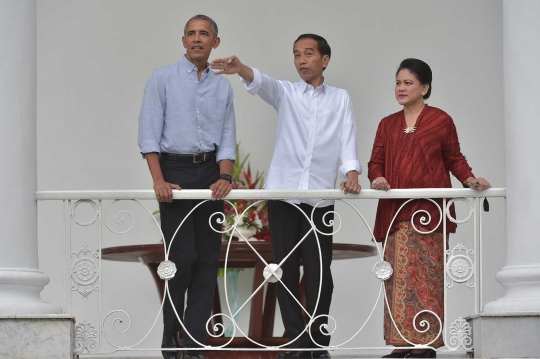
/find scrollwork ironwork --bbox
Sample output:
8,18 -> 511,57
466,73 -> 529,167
312,204 -> 342,236
206,313 -> 236,346
101,310 -> 133,348
308,314 -> 337,345
52,190 -> 493,354
104,200 -> 136,234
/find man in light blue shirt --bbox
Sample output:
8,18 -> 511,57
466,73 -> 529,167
138,14 -> 236,359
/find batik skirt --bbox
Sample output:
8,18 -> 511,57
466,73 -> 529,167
383,220 -> 445,348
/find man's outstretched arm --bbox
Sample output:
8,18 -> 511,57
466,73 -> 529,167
212,56 -> 285,110
211,56 -> 254,83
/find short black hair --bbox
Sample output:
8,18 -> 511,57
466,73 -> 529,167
184,14 -> 218,37
396,58 -> 432,99
294,34 -> 331,70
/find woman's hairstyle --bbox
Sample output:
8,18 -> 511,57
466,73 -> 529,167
396,58 -> 432,99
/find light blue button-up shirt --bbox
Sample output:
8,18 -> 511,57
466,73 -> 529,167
138,55 -> 236,162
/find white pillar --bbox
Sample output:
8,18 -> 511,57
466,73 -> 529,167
465,3 -> 540,356
483,0 -> 540,314
0,0 -> 61,314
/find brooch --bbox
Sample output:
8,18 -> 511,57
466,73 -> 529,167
403,126 -> 417,134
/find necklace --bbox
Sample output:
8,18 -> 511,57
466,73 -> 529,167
403,126 -> 417,134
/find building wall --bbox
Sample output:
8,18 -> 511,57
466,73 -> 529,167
36,0 -> 505,355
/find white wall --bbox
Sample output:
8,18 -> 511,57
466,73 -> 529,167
37,0 -> 505,356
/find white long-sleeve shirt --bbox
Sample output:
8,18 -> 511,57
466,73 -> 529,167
243,68 -> 361,206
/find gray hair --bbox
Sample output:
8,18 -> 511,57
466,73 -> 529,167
184,14 -> 218,37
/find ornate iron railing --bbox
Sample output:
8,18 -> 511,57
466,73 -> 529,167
36,188 -> 505,356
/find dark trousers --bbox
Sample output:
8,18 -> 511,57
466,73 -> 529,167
159,158 -> 223,348
268,201 -> 334,349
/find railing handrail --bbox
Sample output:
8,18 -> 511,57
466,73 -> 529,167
36,188 -> 506,201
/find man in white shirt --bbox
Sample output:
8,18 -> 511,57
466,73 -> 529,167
211,34 -> 361,359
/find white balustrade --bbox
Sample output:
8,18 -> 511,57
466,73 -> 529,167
36,188 -> 505,356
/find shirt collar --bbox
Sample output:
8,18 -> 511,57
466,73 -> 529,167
180,55 -> 210,74
299,78 -> 327,95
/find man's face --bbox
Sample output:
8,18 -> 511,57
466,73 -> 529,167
182,19 -> 220,64
293,38 -> 329,84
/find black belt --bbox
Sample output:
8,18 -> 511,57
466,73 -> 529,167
160,151 -> 215,163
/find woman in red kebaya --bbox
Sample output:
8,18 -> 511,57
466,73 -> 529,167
368,59 -> 490,358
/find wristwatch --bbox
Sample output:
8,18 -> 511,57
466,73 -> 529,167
219,173 -> 232,183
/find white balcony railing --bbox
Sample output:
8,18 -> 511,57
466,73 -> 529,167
36,188 -> 505,356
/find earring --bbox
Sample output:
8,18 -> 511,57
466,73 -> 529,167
422,92 -> 425,96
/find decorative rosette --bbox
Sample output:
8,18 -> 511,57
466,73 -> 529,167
373,261 -> 393,280
263,263 -> 283,283
157,260 -> 177,280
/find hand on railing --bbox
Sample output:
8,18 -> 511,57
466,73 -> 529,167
210,179 -> 232,200
463,177 -> 491,191
153,179 -> 181,203
340,170 -> 362,194
371,177 -> 391,191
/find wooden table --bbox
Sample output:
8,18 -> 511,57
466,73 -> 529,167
102,242 -> 377,348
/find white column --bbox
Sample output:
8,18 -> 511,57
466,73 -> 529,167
0,0 -> 61,314
483,0 -> 540,314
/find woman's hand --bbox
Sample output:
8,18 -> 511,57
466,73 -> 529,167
371,177 -> 391,191
464,177 -> 491,191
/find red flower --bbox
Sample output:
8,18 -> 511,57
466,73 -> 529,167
231,182 -> 243,189
257,209 -> 269,227
220,143 -> 271,242
223,202 -> 235,216
255,227 -> 271,242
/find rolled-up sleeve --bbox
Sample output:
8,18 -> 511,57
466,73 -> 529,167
138,71 -> 165,156
242,67 -> 262,95
216,85 -> 237,162
338,94 -> 361,179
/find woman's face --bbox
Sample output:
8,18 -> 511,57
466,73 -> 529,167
395,69 -> 429,107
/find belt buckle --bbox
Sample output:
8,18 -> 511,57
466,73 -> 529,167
193,153 -> 203,163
